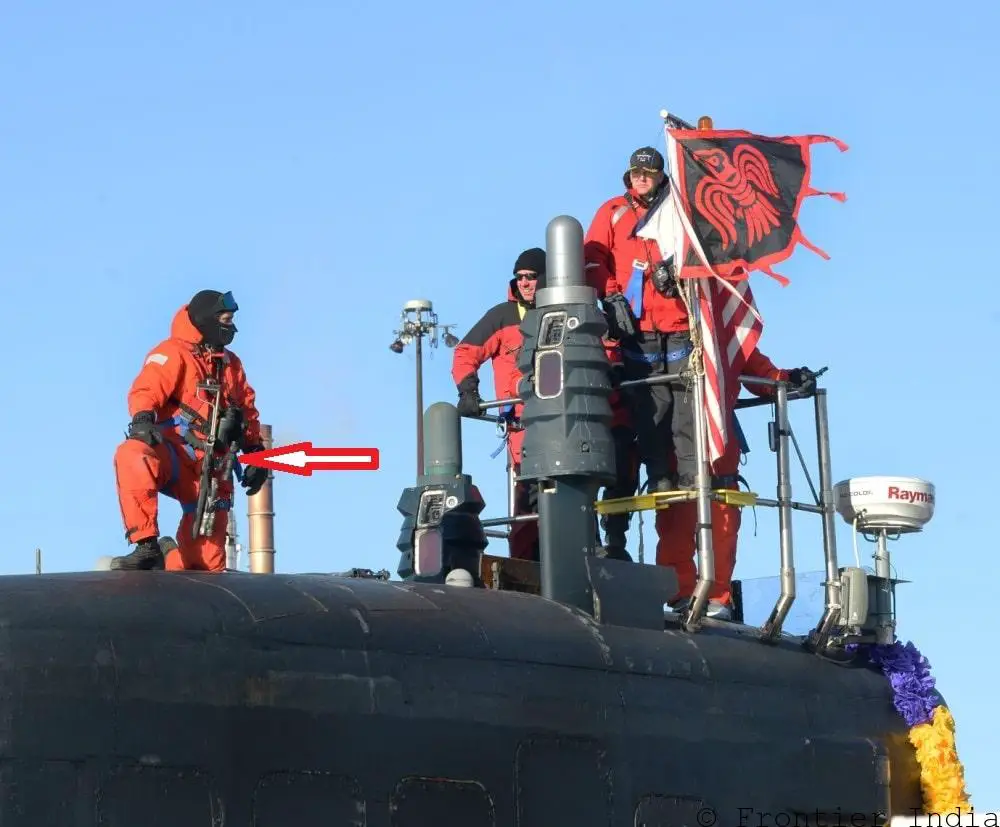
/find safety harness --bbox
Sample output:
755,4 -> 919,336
154,366 -> 244,515
491,403 -> 521,459
620,339 -> 693,366
618,192 -> 658,319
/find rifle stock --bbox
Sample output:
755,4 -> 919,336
199,434 -> 240,539
191,377 -> 222,540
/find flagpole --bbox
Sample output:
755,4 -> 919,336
683,281 -> 716,633
666,110 -> 718,632
658,109 -> 695,130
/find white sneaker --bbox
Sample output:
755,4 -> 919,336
706,601 -> 732,621
668,597 -> 691,613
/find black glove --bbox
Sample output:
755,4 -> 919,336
218,407 -> 245,445
787,367 -> 818,393
240,444 -> 268,496
127,411 -> 162,446
602,292 -> 638,340
456,374 -> 483,417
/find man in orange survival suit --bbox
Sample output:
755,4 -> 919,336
109,290 -> 269,571
584,146 -> 696,496
451,248 -> 547,561
657,352 -> 819,620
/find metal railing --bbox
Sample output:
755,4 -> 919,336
460,370 -> 840,642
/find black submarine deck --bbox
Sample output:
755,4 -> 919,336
0,571 -> 922,825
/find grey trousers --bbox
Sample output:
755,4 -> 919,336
619,331 -> 696,488
599,425 -> 640,543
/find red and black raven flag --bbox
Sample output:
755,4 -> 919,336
634,123 -> 847,464
665,128 -> 848,284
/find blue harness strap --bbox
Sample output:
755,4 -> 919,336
624,262 -> 645,318
733,413 -> 749,456
157,412 -> 201,461
157,441 -> 198,513
491,403 -> 518,459
161,441 -> 182,495
621,340 -> 693,364
181,497 -> 232,515
622,188 -> 665,319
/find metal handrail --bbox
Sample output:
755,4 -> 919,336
462,373 -> 839,642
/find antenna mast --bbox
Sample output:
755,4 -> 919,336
389,299 -> 459,477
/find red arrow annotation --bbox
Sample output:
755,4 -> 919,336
239,442 -> 380,477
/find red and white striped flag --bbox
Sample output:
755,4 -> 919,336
695,275 -> 762,464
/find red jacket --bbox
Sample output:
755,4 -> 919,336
714,348 -> 789,476
451,280 -> 532,465
128,304 -> 262,455
604,337 -> 631,430
451,280 -> 529,411
452,283 -> 632,457
584,189 -> 689,334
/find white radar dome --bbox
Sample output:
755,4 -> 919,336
403,299 -> 433,312
834,476 -> 935,533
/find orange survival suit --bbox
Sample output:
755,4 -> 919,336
110,292 -> 267,571
656,347 -> 793,608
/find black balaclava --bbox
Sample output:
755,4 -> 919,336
187,289 -> 239,349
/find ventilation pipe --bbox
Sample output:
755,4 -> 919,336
247,423 -> 275,573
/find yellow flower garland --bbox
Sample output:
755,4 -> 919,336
907,705 -> 971,814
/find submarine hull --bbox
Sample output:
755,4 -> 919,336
0,572 -> 921,825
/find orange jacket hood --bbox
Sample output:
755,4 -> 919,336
169,305 -> 204,345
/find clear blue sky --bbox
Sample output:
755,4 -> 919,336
1,0 -> 995,803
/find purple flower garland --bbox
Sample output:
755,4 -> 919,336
866,640 -> 940,727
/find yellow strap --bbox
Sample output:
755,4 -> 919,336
595,489 -> 758,515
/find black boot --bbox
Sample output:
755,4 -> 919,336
600,514 -> 633,561
110,537 -> 166,571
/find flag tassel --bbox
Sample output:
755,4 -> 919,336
799,134 -> 850,153
806,187 -> 848,202
758,265 -> 792,287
